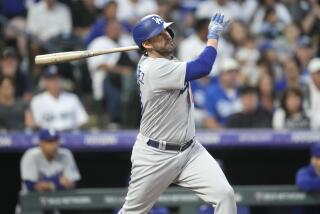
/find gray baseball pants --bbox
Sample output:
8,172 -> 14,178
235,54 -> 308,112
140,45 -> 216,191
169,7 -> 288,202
119,133 -> 236,214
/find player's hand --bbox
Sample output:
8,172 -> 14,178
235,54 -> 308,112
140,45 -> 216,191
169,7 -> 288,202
59,176 -> 74,189
34,181 -> 55,192
207,13 -> 229,40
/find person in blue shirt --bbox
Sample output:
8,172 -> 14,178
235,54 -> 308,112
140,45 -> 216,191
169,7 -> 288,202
84,1 -> 131,46
294,143 -> 320,214
204,58 -> 241,128
191,77 -> 215,128
296,144 -> 320,192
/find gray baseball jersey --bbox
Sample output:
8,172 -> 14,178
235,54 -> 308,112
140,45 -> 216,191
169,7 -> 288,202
20,147 -> 81,192
137,55 -> 195,144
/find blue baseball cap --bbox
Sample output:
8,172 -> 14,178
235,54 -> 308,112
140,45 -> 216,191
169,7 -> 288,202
310,144 -> 320,157
39,129 -> 60,142
42,65 -> 59,79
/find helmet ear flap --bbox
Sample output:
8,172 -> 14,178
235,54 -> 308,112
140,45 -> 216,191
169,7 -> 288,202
166,27 -> 175,39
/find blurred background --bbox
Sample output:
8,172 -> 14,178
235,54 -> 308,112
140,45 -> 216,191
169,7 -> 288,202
0,0 -> 320,213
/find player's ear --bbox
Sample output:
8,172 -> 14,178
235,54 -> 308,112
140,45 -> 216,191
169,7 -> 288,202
142,40 -> 152,50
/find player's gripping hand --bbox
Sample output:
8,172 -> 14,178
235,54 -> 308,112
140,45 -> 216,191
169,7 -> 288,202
207,13 -> 229,40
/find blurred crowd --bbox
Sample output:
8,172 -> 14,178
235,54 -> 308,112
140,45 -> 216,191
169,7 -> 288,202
0,0 -> 319,131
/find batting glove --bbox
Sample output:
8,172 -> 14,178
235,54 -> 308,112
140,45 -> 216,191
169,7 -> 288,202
207,13 -> 229,40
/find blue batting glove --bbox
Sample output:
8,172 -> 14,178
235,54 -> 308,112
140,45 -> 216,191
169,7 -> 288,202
207,13 -> 229,40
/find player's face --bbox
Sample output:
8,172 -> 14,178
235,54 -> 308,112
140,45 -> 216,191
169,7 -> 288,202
146,30 -> 175,57
311,156 -> 320,174
40,141 -> 59,160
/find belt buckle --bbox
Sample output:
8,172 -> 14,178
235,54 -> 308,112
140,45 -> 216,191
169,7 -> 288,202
159,140 -> 166,150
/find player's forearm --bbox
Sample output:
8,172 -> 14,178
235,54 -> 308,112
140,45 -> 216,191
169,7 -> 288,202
185,46 -> 217,81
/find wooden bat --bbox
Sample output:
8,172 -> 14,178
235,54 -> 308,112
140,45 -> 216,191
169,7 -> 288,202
35,45 -> 140,65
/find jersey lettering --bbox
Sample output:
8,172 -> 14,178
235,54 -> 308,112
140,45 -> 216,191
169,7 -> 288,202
136,66 -> 144,85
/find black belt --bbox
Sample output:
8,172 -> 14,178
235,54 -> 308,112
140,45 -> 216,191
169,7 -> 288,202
147,138 -> 194,152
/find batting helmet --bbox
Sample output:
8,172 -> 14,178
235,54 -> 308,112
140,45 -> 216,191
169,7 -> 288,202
132,14 -> 174,48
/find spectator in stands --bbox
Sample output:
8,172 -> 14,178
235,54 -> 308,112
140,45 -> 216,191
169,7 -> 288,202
256,42 -> 284,95
71,0 -> 98,38
226,20 -> 248,50
257,71 -> 275,113
289,0 -> 320,36
295,143 -> 320,213
250,0 -> 292,36
195,0 -> 241,20
20,129 -> 81,193
84,1 -> 126,46
29,66 -> 88,131
26,0 -> 72,42
0,47 -> 31,100
117,0 -> 158,24
295,36 -> 316,84
274,23 -> 301,59
307,58 -> 320,130
87,19 -> 139,128
282,59 -> 308,93
227,85 -> 272,128
235,35 -> 260,86
204,58 -> 241,129
273,87 -> 310,130
0,76 -> 28,130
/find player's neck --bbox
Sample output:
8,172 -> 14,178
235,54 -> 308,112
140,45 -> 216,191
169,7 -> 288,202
147,50 -> 171,59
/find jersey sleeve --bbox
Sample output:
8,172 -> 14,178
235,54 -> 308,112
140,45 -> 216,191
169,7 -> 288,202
63,150 -> 81,182
147,59 -> 186,91
20,151 -> 38,182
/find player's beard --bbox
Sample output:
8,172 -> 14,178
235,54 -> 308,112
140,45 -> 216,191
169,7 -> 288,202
154,40 -> 175,57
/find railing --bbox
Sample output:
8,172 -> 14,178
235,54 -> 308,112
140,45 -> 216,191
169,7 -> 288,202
20,186 -> 320,214
2,129 -> 320,152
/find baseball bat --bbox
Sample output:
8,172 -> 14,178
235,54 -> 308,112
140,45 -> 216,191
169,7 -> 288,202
35,45 -> 140,65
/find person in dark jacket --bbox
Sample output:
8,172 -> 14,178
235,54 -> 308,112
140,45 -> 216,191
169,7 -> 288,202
226,85 -> 272,128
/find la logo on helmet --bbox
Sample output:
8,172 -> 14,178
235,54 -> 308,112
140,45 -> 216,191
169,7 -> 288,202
152,17 -> 163,25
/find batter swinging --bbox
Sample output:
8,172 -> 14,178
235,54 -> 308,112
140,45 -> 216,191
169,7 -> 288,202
118,13 -> 236,214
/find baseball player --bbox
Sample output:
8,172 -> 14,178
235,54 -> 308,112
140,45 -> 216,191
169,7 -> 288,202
20,129 -> 81,193
118,13 -> 236,214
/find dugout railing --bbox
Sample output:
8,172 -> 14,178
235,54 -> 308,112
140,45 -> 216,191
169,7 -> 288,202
20,185 -> 320,214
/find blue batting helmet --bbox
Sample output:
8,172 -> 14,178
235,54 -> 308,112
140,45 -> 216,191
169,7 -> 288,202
132,14 -> 174,48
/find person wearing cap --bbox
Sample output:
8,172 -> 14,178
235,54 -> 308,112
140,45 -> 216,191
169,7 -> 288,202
0,47 -> 32,100
20,129 -> 81,193
26,0 -> 72,42
295,144 -> 320,213
29,65 -> 88,131
226,85 -> 272,128
204,57 -> 242,128
307,58 -> 320,130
